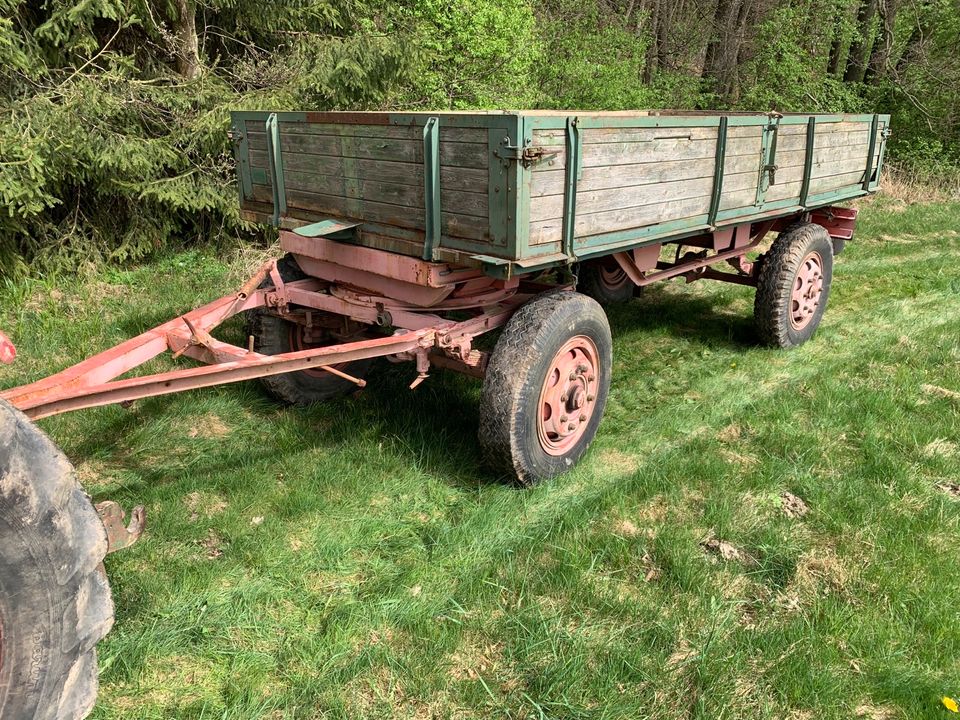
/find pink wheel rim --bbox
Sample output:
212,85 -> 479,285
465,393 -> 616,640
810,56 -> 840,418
537,336 -> 601,456
790,251 -> 824,331
598,259 -> 628,290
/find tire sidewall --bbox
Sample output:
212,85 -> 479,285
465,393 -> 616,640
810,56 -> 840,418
255,312 -> 370,403
0,512 -> 61,719
509,301 -> 613,481
779,234 -> 834,346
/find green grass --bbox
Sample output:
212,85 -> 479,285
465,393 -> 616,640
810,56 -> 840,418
2,197 -> 959,719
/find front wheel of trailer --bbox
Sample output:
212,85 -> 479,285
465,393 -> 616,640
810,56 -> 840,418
478,291 -> 613,486
754,222 -> 834,348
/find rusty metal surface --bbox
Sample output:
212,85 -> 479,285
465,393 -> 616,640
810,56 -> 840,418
95,501 -> 145,554
0,331 -> 15,365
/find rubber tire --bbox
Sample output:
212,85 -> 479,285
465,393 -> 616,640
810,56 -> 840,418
478,291 -> 613,486
577,258 -> 635,305
245,254 -> 371,406
0,400 -> 114,720
754,222 -> 834,348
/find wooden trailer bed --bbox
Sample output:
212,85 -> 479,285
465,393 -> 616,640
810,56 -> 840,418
231,110 -> 889,276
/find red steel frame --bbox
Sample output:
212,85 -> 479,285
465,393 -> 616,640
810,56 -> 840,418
0,209 -> 855,421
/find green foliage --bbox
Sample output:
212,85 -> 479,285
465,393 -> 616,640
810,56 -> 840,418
737,2 -> 864,112
0,0 -> 414,277
1,0 -> 958,278
395,0 -> 541,109
533,0 -> 654,110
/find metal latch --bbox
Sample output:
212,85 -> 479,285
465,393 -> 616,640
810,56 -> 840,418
763,163 -> 778,185
495,142 -> 558,167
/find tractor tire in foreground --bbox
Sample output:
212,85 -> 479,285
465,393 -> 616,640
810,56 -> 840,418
577,257 -> 636,305
246,254 -> 371,405
0,400 -> 114,720
755,222 -> 835,348
479,291 -> 613,486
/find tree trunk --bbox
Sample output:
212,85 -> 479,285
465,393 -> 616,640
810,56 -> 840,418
893,21 -> 922,75
173,0 -> 201,80
643,0 -> 660,83
843,0 -> 878,83
865,0 -> 899,83
827,5 -> 847,76
702,0 -> 745,103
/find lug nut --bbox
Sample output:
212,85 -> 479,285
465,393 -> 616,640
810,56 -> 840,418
567,423 -> 576,431
560,414 -> 568,422
569,373 -> 576,381
579,414 -> 587,422
587,394 -> 594,402
587,375 -> 595,382
561,394 -> 568,402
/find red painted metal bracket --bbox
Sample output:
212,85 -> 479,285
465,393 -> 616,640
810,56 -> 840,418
811,206 -> 858,240
0,259 -> 530,420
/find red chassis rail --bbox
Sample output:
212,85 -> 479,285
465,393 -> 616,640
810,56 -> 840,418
0,265 -> 528,420
0,209 -> 854,421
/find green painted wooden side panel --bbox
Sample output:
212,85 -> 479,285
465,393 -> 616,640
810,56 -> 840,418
230,110 -> 890,278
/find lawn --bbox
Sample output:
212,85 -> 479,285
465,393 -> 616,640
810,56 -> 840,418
1,196 -> 959,719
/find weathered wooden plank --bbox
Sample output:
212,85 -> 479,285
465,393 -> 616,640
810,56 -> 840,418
532,135 -> 762,173
252,169 -> 488,219
530,170 -> 759,223
530,153 -> 759,198
530,186 -> 759,245
239,199 -> 491,266
778,120 -> 871,136
249,150 -> 488,192
809,154 -> 876,179
723,152 -> 761,176
776,129 -> 870,154
249,185 -> 489,241
776,143 -> 879,170
760,181 -> 803,204
275,122 -> 487,145
808,169 -> 868,195
530,193 -> 730,245
247,131 -> 488,169
531,125 -> 763,147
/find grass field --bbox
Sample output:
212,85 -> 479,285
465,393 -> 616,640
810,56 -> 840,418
1,195 -> 959,719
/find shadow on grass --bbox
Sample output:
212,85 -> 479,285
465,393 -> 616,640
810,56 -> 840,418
71,283 -> 759,498
605,283 -> 760,350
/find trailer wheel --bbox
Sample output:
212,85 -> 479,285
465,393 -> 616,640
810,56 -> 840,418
246,255 -> 371,405
754,222 -> 834,348
0,400 -> 114,720
577,257 -> 636,304
479,291 -> 612,486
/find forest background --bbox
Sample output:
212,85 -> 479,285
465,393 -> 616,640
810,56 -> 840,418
2,0 -> 958,275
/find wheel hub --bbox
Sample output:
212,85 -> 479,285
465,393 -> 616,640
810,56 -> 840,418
790,251 -> 824,330
537,336 -> 600,455
598,259 -> 628,290
288,323 -> 350,377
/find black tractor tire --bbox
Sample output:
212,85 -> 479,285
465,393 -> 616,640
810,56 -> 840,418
478,291 -> 613,486
0,400 -> 114,720
754,222 -> 834,349
577,257 -> 636,305
246,254 -> 371,406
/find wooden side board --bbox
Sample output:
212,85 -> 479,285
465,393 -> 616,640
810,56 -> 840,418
242,119 -> 494,243
527,116 -> 885,247
231,110 -> 889,274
